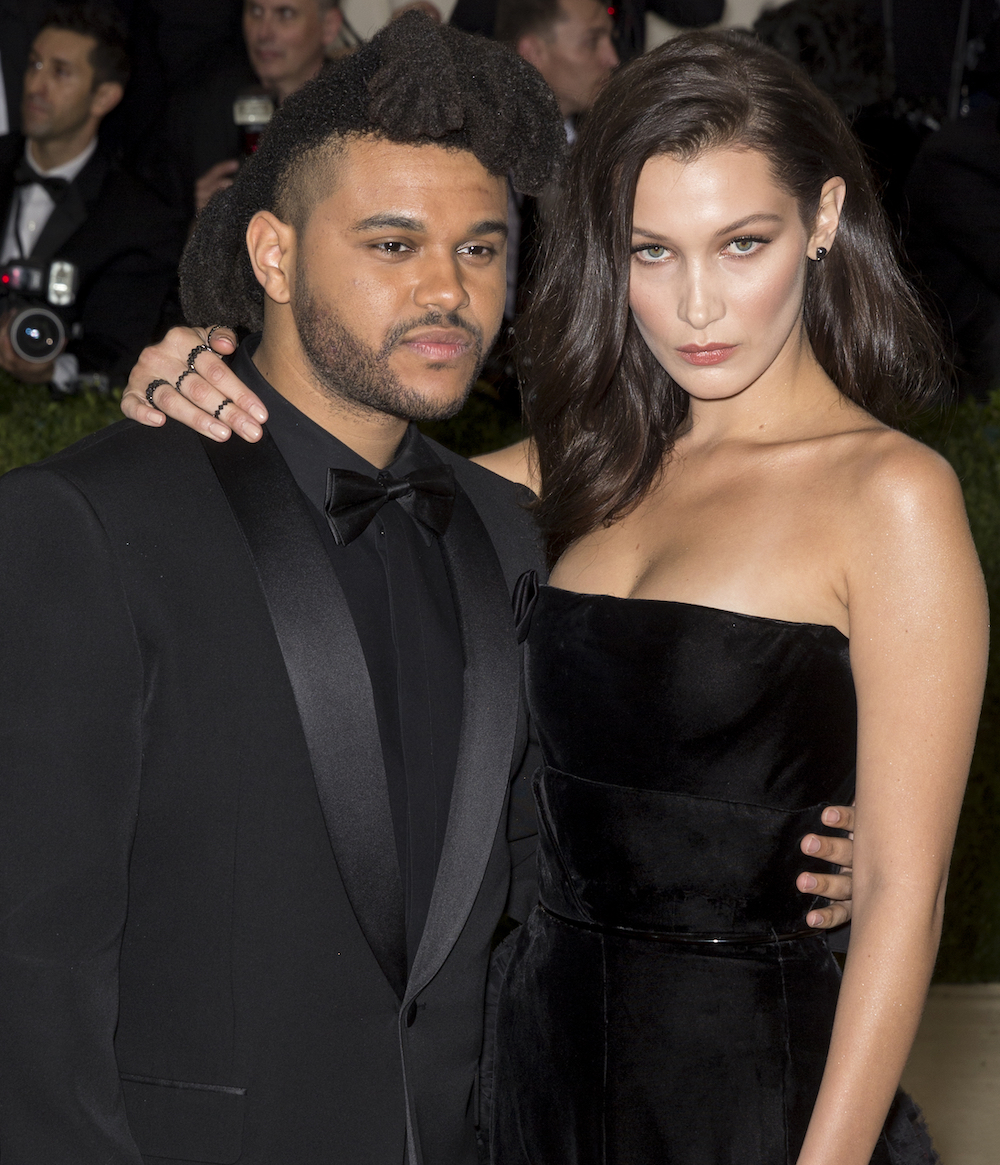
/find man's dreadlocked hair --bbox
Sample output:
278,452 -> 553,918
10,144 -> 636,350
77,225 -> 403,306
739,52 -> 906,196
180,11 -> 565,330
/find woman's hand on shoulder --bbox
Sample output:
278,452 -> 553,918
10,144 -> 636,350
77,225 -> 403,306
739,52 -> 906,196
121,326 -> 268,442
472,438 -> 539,493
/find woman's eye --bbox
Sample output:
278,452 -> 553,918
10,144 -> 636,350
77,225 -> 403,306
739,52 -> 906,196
635,245 -> 669,262
726,236 -> 768,255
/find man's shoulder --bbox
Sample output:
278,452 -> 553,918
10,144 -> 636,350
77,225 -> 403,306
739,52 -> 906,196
3,420 -> 210,500
426,436 -> 534,515
423,435 -> 544,578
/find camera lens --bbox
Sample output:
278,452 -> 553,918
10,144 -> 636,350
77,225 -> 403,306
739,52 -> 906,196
10,307 -> 65,363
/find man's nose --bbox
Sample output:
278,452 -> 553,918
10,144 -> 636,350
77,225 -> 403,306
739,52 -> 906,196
23,64 -> 45,96
413,253 -> 471,314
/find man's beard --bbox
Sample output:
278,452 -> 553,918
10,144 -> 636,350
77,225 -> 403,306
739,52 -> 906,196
291,273 -> 490,424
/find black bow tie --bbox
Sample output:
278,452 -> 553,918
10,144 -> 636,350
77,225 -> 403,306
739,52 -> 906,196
13,159 -> 70,201
324,464 -> 456,546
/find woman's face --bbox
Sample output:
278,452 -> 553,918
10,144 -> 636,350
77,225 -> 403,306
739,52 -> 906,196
628,146 -> 836,402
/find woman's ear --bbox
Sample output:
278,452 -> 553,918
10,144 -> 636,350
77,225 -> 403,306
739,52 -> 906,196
809,176 -> 847,259
246,211 -> 295,304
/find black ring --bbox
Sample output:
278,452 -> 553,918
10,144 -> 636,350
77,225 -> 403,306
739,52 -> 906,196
145,378 -> 171,406
213,398 -> 233,420
186,343 -> 212,372
205,324 -> 232,350
175,367 -> 196,393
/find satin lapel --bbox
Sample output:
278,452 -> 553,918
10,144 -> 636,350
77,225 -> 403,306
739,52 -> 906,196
29,151 -> 106,262
203,433 -> 408,998
406,487 -> 521,999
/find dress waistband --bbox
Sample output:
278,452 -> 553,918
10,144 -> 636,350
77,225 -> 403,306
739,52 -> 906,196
539,904 -> 818,946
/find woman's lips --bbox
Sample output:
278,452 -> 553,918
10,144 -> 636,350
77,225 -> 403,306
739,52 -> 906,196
676,344 -> 737,366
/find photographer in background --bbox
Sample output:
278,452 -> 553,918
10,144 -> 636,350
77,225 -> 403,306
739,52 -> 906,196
151,0 -> 343,221
0,2 -> 183,391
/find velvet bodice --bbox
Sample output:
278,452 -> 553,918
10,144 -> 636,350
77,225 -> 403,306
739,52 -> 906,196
518,575 -> 857,940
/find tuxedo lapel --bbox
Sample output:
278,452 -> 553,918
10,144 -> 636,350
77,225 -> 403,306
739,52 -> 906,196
29,150 -> 106,262
203,433 -> 408,998
405,485 -> 521,999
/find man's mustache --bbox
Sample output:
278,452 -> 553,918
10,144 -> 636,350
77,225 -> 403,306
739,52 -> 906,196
378,312 -> 484,359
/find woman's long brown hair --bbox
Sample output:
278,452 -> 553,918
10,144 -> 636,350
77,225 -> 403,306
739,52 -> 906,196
522,30 -> 946,568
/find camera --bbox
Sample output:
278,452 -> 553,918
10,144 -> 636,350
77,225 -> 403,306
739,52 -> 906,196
0,258 -> 79,363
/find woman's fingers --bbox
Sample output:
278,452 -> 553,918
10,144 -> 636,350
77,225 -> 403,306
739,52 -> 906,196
121,326 -> 268,442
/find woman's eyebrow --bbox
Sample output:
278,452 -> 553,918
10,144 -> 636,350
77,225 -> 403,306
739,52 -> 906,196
630,213 -> 784,242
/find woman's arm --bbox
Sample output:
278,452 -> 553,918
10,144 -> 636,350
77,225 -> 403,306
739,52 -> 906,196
120,326 -> 267,442
798,439 -> 988,1165
472,438 -> 539,492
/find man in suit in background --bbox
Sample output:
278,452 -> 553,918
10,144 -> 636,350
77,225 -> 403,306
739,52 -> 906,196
0,2 -> 182,391
451,0 -> 723,60
151,0 -> 343,221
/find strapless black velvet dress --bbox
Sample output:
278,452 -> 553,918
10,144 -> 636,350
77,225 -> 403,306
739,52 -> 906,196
489,575 -> 937,1165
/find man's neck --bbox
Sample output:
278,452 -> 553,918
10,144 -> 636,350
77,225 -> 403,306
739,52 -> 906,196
28,127 -> 97,173
253,332 -> 409,470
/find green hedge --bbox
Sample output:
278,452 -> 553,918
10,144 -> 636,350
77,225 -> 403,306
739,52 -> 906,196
0,368 -> 997,981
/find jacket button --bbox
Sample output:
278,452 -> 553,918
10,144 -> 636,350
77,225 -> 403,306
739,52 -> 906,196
405,1001 -> 418,1027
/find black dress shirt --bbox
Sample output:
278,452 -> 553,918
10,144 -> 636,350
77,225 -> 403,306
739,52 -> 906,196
233,340 -> 465,968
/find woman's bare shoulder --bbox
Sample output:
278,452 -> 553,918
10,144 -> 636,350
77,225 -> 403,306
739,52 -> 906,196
844,427 -> 961,507
834,427 -> 970,558
471,438 -> 540,493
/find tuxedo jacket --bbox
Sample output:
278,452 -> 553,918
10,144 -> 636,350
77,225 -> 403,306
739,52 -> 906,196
0,135 -> 184,379
0,418 -> 543,1165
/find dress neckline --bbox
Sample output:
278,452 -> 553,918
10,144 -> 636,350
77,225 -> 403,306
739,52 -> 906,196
541,583 -> 849,642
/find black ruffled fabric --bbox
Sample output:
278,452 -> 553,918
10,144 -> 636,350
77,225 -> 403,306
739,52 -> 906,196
488,575 -> 939,1165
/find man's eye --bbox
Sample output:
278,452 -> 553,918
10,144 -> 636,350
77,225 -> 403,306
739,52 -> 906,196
373,241 -> 411,254
460,244 -> 496,259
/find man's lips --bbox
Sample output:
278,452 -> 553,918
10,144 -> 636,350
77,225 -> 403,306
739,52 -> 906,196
399,330 -> 473,362
676,343 -> 737,366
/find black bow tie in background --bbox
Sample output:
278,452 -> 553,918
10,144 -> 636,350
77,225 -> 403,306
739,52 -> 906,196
13,159 -> 70,201
324,464 -> 456,546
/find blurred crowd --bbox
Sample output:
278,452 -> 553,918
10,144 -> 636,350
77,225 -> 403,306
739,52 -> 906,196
0,0 -> 997,399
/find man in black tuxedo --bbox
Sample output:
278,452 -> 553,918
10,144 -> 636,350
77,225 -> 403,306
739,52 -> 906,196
0,12 -> 856,1165
0,14 -> 562,1164
0,3 -> 182,390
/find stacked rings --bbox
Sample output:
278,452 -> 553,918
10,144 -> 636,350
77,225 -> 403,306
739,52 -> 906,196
145,378 -> 171,406
175,367 -> 196,393
186,344 -> 212,371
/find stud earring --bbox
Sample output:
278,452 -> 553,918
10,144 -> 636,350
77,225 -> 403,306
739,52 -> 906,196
813,246 -> 828,261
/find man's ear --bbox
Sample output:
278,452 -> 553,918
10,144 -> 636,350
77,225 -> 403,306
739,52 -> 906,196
321,5 -> 343,50
517,33 -> 548,73
90,80 -> 123,119
809,176 -> 847,258
246,211 -> 296,304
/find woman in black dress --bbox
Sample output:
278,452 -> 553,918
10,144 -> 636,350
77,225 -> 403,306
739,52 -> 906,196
476,30 -> 986,1165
